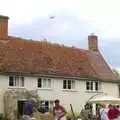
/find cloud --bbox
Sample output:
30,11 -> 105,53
9,11 -> 101,48
8,11 -> 120,69
100,39 -> 120,68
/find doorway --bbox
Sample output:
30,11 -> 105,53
17,100 -> 26,119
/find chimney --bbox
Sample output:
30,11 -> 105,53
0,15 -> 9,38
88,33 -> 98,51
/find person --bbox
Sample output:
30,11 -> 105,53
117,105 -> 120,111
23,100 -> 34,120
24,101 -> 33,116
53,99 -> 67,120
116,105 -> 120,120
80,104 -> 92,120
99,104 -> 109,120
96,105 -> 101,120
108,105 -> 120,120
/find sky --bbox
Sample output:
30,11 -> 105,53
0,0 -> 120,70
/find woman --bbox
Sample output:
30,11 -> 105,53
99,104 -> 109,120
53,99 -> 67,120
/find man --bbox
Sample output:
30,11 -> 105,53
53,99 -> 67,120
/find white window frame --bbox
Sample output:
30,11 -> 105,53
9,76 -> 24,88
37,78 -> 52,89
86,81 -> 101,92
63,79 -> 76,90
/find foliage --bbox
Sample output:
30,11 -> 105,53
0,113 -> 4,120
112,69 -> 120,78
66,112 -> 80,120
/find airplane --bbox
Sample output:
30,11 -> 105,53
49,16 -> 55,19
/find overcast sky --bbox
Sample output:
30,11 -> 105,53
0,0 -> 120,70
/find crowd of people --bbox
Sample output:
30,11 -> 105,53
96,104 -> 120,120
22,99 -> 120,120
79,103 -> 120,120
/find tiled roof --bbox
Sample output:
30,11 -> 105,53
0,36 -> 117,81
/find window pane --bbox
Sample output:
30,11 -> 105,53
38,78 -> 42,88
15,76 -> 19,86
47,79 -> 51,88
91,82 -> 93,90
49,101 -> 54,111
9,76 -> 14,86
99,82 -> 101,90
95,82 -> 98,91
72,80 -> 75,89
68,80 -> 71,89
63,80 -> 67,89
21,77 -> 24,87
43,78 -> 47,88
19,77 -> 24,87
86,82 -> 89,90
45,101 -> 49,112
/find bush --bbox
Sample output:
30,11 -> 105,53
0,113 -> 4,120
67,112 -> 80,120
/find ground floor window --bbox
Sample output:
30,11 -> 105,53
40,100 -> 54,113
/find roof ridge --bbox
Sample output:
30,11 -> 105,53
8,35 -> 88,51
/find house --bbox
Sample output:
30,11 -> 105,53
0,15 -> 119,115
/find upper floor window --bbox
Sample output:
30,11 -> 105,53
38,78 -> 51,88
86,81 -> 101,91
9,76 -> 24,87
63,80 -> 75,90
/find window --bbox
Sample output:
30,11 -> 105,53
9,76 -> 24,87
40,100 -> 54,112
86,81 -> 101,91
63,80 -> 75,89
38,78 -> 51,88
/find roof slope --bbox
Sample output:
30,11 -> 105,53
87,51 -> 117,81
0,36 -> 117,81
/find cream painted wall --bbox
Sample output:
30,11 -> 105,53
0,75 -> 9,114
102,82 -> 119,97
0,75 -> 119,114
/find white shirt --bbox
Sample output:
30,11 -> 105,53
100,108 -> 109,120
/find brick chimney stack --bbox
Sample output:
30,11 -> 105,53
0,15 -> 9,38
88,33 -> 98,51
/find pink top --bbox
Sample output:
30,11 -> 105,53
53,105 -> 66,118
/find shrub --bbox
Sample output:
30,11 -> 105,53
0,113 -> 4,120
67,112 -> 80,120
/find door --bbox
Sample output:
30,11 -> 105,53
17,100 -> 26,118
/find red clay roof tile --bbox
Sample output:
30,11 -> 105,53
0,36 -> 117,81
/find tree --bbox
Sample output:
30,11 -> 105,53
112,69 -> 120,79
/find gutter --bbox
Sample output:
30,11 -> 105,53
0,71 -> 119,83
